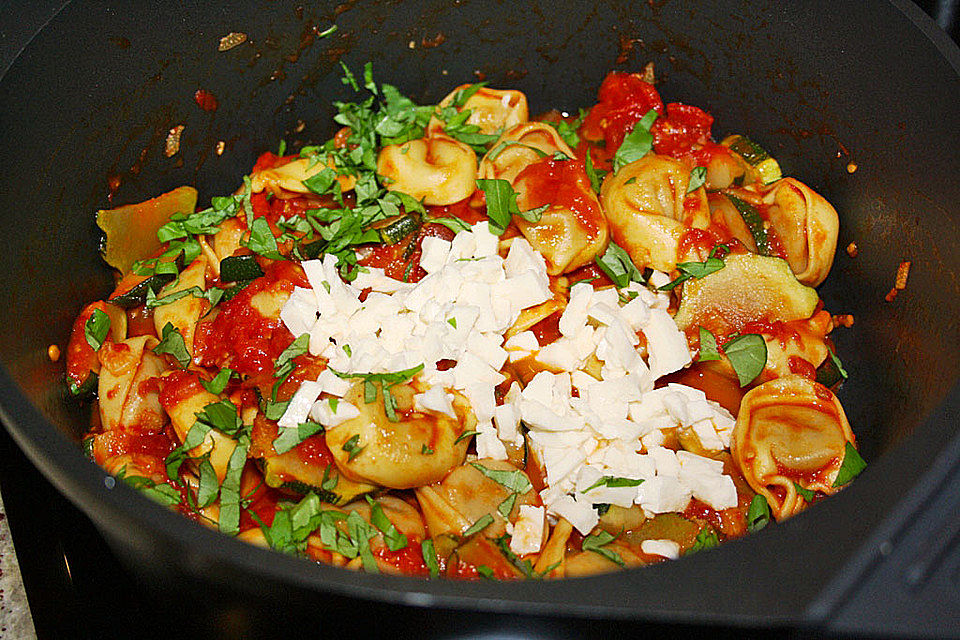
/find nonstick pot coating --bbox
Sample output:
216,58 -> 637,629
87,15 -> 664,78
0,0 -> 957,629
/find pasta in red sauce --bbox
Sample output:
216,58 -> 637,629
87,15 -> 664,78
66,65 -> 863,579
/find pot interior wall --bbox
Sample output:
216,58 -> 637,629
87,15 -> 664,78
0,0 -> 957,624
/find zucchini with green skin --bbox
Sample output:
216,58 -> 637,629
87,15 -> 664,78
373,213 -> 422,245
258,454 -> 377,506
721,135 -> 782,185
725,193 -> 770,256
220,254 -> 265,282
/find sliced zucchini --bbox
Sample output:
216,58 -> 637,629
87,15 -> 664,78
815,355 -> 845,389
97,186 -> 198,275
373,213 -> 422,245
725,193 -> 770,255
260,453 -> 376,506
674,253 -> 819,332
108,273 -> 176,308
722,135 -> 782,185
220,255 -> 264,282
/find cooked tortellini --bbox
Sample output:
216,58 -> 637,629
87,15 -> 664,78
600,155 -> 711,272
250,156 -> 356,196
416,459 -> 538,540
732,375 -> 856,520
478,122 -> 575,183
97,335 -> 166,432
325,381 -> 476,489
69,69 -> 862,582
760,178 -> 839,286
427,85 -> 529,138
377,136 -> 477,205
512,158 -> 610,274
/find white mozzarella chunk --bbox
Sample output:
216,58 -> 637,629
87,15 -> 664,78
309,398 -> 361,428
676,450 -> 739,510
635,476 -> 692,514
641,308 -> 692,378
278,381 -> 323,428
547,494 -> 599,535
494,402 -> 522,445
475,423 -> 508,460
559,285 -> 592,337
504,331 -> 539,361
648,446 -> 681,479
280,288 -> 319,337
503,237 -> 547,279
471,221 -> 500,257
641,539 -> 680,560
316,368 -> 353,397
536,339 -> 582,372
419,236 -> 452,274
641,429 -> 667,450
510,506 -> 545,556
414,386 -> 457,418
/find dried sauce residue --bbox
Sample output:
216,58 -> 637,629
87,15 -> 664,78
194,89 -> 219,112
421,33 -> 446,49
846,242 -> 858,258
218,32 -> 248,51
165,125 -> 184,157
885,260 -> 912,302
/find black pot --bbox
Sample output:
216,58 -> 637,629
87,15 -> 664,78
1,1 -> 958,637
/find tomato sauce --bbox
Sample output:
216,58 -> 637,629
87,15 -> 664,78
295,434 -> 335,468
157,369 -> 205,408
194,262 -> 305,376
514,157 -> 602,230
529,312 -> 562,347
375,540 -> 430,576
581,71 -> 665,156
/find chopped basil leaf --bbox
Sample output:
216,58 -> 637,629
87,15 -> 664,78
570,276 -> 599,287
366,496 -> 409,552
262,398 -> 289,421
552,151 -> 572,161
342,434 -> 365,461
145,285 -> 223,310
84,308 -> 111,351
546,117 -> 581,150
450,82 -> 486,108
492,533 -> 540,579
120,471 -> 182,507
421,444 -> 434,455
462,513 -> 494,538
722,333 -> 767,387
612,109 -> 658,173
697,327 -> 721,362
475,178 -> 519,234
476,565 -> 495,579
318,24 -> 337,38
424,215 -> 471,234
583,475 -> 643,492
218,435 -> 250,536
832,441 -> 867,487
517,203 -> 549,223
274,333 -> 310,379
581,530 -> 625,567
486,140 -> 548,162
455,430 -> 478,444
196,458 -> 219,508
594,503 -> 611,516
447,317 -> 457,329
273,421 -> 325,455
658,246 -> 729,291
686,166 -> 707,193
746,494 -> 771,533
153,322 -> 191,367
246,216 -> 283,260
497,493 -> 518,519
794,482 -> 816,503
595,241 -> 644,288
687,527 -> 720,554
584,148 -> 606,194
346,509 -> 380,573
421,539 -> 440,578
201,368 -> 235,395
470,463 -> 533,495
196,399 -> 244,437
